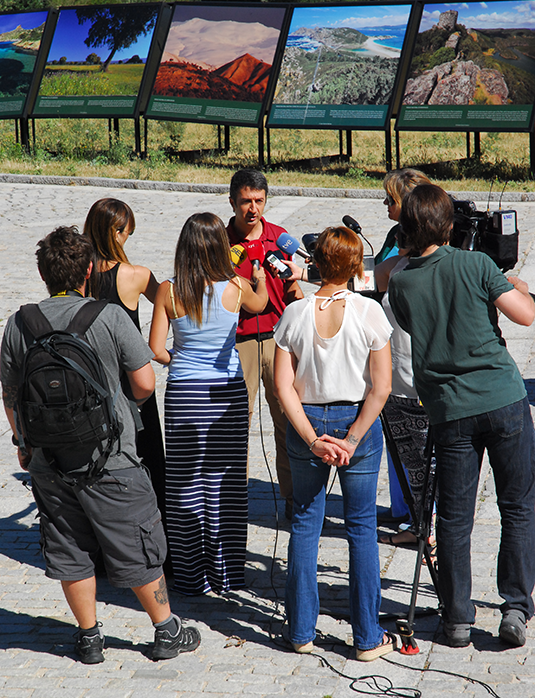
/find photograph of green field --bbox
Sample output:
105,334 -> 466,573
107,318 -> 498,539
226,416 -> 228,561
37,5 -> 157,99
403,1 -> 535,106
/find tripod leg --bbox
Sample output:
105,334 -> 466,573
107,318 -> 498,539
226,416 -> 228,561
381,409 -> 441,648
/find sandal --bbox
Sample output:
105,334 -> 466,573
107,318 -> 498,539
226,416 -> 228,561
422,542 -> 437,567
379,530 -> 418,547
356,632 -> 398,662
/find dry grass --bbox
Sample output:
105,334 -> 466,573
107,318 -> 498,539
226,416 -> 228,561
0,117 -> 533,192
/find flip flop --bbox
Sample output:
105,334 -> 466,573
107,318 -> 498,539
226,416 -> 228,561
378,531 -> 418,547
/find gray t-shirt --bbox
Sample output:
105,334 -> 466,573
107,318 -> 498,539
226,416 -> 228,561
1,295 -> 153,473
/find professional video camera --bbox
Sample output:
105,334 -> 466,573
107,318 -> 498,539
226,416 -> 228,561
449,197 -> 518,272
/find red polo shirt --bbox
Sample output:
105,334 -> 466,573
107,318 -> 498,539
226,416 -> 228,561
227,217 -> 292,337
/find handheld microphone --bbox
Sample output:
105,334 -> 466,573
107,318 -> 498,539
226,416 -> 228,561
342,215 -> 362,235
276,232 -> 309,260
247,239 -> 265,270
230,243 -> 247,267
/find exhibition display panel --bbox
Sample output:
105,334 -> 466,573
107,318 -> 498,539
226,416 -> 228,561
145,2 -> 288,127
266,3 -> 414,130
32,3 -> 160,118
397,0 -> 535,131
0,10 -> 48,119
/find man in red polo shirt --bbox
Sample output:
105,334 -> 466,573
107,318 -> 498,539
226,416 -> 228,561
227,169 -> 303,519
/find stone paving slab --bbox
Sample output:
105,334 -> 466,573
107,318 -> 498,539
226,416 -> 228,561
0,181 -> 535,697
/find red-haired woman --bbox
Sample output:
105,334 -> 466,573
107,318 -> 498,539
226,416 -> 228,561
274,227 -> 394,661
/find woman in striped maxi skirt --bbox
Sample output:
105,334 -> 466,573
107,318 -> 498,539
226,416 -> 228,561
149,213 -> 268,595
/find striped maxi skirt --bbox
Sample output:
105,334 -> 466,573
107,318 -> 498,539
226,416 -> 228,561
164,377 -> 249,595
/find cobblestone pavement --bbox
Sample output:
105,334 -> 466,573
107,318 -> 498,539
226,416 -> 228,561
1,180 -> 535,697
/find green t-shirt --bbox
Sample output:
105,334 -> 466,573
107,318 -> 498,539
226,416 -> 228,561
389,246 -> 526,425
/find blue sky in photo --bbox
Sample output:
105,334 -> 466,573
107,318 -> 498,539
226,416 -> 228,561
47,8 -> 155,62
289,5 -> 412,32
0,11 -> 48,35
421,1 -> 535,31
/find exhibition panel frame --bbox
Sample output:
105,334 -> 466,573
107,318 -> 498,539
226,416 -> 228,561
29,2 -> 165,120
266,2 -> 416,132
144,1 -> 291,129
0,9 -> 52,120
396,0 -> 535,133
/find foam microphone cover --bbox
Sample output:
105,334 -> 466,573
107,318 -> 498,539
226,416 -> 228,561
247,239 -> 265,264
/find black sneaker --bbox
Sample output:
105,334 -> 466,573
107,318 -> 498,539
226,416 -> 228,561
499,609 -> 526,647
443,621 -> 471,647
74,627 -> 105,664
152,623 -> 201,661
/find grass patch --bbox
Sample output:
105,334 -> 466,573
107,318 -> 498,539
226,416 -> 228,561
0,117 -> 533,191
39,64 -> 145,97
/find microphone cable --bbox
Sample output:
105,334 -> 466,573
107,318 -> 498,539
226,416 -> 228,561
253,312 -> 286,636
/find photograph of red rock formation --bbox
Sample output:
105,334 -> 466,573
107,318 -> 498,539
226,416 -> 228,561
403,2 -> 535,107
152,5 -> 285,103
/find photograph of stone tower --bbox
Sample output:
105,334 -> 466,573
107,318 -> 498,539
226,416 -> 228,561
403,1 -> 535,107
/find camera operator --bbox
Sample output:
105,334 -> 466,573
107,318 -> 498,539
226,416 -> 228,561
388,184 -> 535,649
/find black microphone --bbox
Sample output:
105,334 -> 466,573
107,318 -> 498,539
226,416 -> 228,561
342,215 -> 362,234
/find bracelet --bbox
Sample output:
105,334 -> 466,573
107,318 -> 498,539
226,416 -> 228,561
309,438 -> 319,451
11,434 -> 19,447
301,268 -> 304,281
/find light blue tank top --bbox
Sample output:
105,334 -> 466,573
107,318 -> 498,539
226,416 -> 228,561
167,279 -> 243,381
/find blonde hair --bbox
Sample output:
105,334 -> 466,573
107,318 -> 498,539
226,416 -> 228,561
384,168 -> 432,208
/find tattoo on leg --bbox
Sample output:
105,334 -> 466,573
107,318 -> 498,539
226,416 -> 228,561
154,576 -> 169,605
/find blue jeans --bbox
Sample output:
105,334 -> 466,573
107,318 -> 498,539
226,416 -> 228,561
285,404 -> 384,650
433,397 -> 535,624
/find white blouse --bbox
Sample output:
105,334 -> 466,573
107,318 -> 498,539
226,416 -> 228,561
274,292 -> 392,404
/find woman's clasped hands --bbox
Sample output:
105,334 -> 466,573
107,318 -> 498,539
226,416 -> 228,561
312,434 -> 357,467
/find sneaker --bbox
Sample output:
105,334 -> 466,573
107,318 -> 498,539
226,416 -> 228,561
499,609 -> 526,647
292,641 -> 314,654
152,623 -> 201,661
443,621 -> 471,647
356,632 -> 398,662
74,626 -> 105,664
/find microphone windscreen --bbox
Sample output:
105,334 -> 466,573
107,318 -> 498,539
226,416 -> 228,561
342,216 -> 362,234
247,239 -> 265,263
276,232 -> 300,256
230,244 -> 247,267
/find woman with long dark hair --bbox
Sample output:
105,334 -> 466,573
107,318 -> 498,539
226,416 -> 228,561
84,198 -> 166,519
149,212 -> 268,595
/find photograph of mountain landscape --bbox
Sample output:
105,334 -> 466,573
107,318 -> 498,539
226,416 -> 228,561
268,4 -> 412,128
147,4 -> 286,125
398,1 -> 535,130
33,5 -> 158,117
0,11 -> 47,116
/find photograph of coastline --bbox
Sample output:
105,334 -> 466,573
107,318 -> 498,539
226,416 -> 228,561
0,11 -> 47,109
398,1 -> 535,130
147,4 -> 286,125
268,4 -> 411,128
35,5 -> 157,109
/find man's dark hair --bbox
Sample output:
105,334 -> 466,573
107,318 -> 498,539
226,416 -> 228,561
36,226 -> 94,296
400,184 -> 454,253
229,169 -> 268,202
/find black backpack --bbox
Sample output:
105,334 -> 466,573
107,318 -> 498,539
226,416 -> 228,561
16,300 -> 122,482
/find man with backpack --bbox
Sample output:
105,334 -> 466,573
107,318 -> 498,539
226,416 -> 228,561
0,226 -> 200,664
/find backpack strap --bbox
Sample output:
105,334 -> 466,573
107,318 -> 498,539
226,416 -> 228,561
18,304 -> 54,346
18,299 -> 109,344
65,299 -> 110,336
